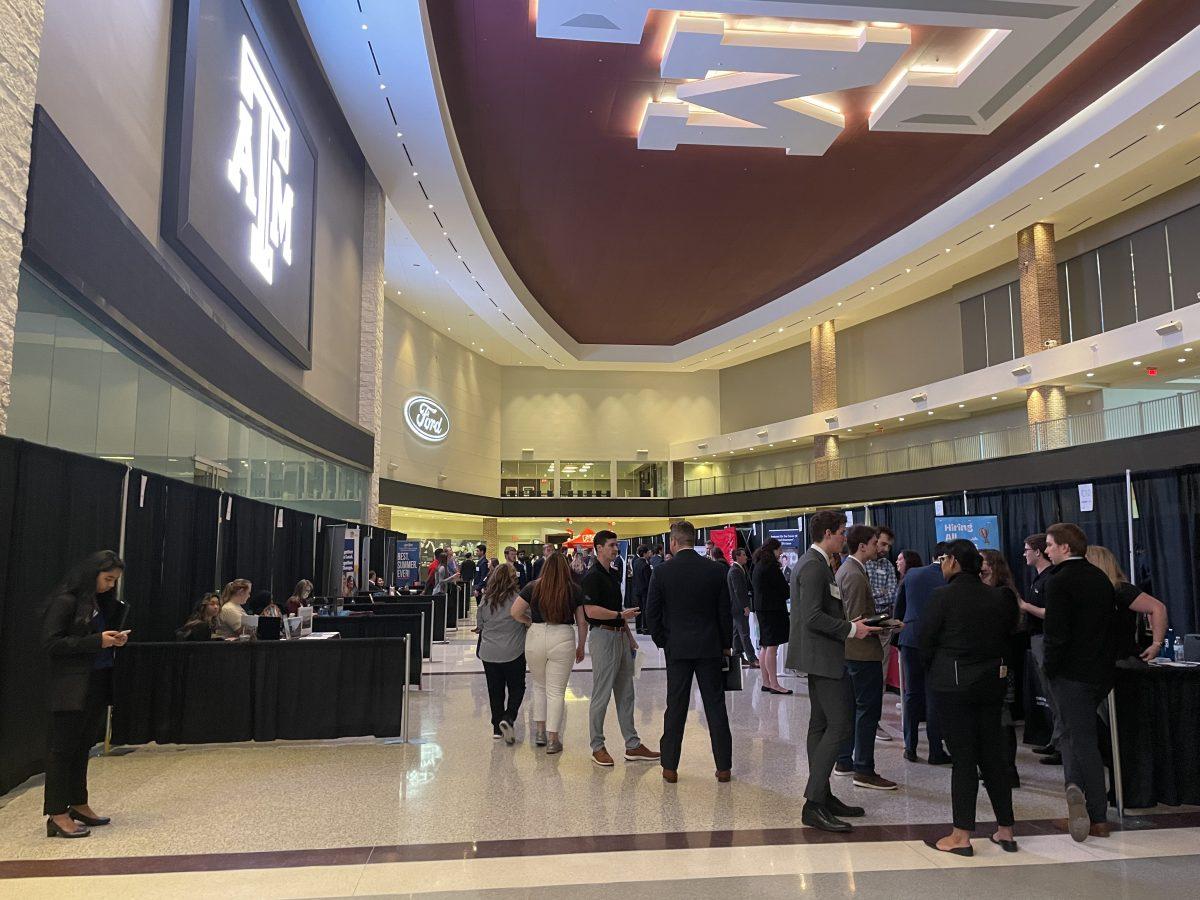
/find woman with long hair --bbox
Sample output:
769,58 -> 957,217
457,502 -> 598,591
286,580 -> 313,616
477,563 -> 528,744
1086,545 -> 1168,662
751,538 -> 792,695
981,549 -> 1023,789
214,579 -> 252,638
42,550 -> 129,838
177,593 -> 221,641
896,550 -> 923,580
511,552 -> 587,753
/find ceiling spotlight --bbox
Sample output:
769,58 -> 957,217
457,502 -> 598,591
778,327 -> 783,333
379,83 -> 386,90
905,267 -> 911,273
1187,348 -> 1194,353
427,203 -> 434,209
988,224 -> 995,229
898,416 -> 905,422
1038,196 -> 1044,201
927,411 -> 933,416
752,339 -> 757,343
837,301 -> 843,307
412,171 -> 418,177
1086,372 -> 1095,377
361,23 -> 368,30
991,395 -> 998,400
1178,358 -> 1187,363
1157,123 -> 1166,131
944,248 -> 951,253
1133,360 -> 1142,366
396,131 -> 402,138
958,403 -> 965,408
1093,162 -> 1100,169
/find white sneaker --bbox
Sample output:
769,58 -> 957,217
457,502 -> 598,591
876,726 -> 894,742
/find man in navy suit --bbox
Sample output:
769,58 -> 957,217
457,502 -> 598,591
896,542 -> 952,765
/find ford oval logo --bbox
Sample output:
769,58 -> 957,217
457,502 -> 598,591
404,395 -> 450,442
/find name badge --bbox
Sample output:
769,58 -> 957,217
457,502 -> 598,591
829,585 -> 842,600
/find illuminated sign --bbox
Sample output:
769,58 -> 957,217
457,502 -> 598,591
163,0 -> 317,367
404,396 -> 451,443
227,35 -> 294,285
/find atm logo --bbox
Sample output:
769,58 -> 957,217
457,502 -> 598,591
226,35 -> 294,285
404,396 -> 451,443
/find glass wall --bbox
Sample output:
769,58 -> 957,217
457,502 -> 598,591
498,459 -> 670,498
500,459 -> 556,497
8,268 -> 366,520
559,460 -> 610,497
615,460 -> 666,498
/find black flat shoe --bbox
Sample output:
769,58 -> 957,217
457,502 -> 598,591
801,802 -> 852,833
989,835 -> 1018,853
47,818 -> 90,839
69,808 -> 110,827
903,749 -> 919,763
925,839 -> 973,857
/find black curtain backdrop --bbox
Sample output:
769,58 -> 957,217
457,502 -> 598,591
272,506 -> 316,598
970,484 -> 1063,596
868,495 -> 965,565
220,495 -> 277,597
315,518 -> 347,598
0,438 -> 124,795
1133,466 -> 1200,634
122,472 -> 221,642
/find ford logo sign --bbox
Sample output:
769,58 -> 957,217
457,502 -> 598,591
404,395 -> 450,443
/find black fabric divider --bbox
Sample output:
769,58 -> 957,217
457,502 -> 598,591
0,438 -> 124,795
868,495 -> 965,565
122,472 -> 222,642
1114,663 -> 1200,808
111,639 -> 410,745
313,615 -> 422,685
220,495 -> 276,595
272,507 -> 316,599
341,599 -> 442,653
314,519 -> 346,596
1132,466 -> 1200,634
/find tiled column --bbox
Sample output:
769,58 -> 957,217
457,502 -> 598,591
811,320 -> 840,480
358,171 -> 386,524
481,518 -> 499,556
1017,223 -> 1067,448
0,0 -> 45,434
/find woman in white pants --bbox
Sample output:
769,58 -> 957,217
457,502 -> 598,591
511,553 -> 586,754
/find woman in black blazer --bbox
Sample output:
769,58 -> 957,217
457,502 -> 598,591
919,540 -> 1020,857
750,539 -> 791,695
42,551 -> 129,838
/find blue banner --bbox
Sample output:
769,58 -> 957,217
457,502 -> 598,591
395,540 -> 422,589
768,529 -> 802,551
935,516 -> 1000,550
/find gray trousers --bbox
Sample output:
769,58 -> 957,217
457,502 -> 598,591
588,627 -> 640,752
1050,677 -> 1110,824
732,609 -> 757,662
805,673 -> 854,805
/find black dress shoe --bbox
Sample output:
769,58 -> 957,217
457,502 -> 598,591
1039,752 -> 1063,766
802,802 -> 852,833
827,794 -> 865,818
903,749 -> 919,763
928,754 -> 954,766
69,808 -> 110,827
1032,744 -> 1057,756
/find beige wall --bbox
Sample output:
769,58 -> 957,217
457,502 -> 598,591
720,343 -> 811,433
34,0 -> 365,418
381,303 -> 501,496
499,368 -> 720,460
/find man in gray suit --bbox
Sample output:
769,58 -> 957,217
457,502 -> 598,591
786,510 -> 881,832
727,547 -> 758,667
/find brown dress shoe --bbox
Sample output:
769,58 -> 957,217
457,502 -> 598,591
662,769 -> 678,783
592,747 -> 615,767
624,744 -> 661,762
715,770 -> 731,782
1089,822 -> 1113,838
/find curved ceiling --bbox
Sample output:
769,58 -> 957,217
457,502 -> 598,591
427,0 -> 1200,347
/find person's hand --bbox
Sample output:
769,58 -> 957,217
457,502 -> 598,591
723,648 -> 732,656
1141,641 -> 1162,662
1018,599 -> 1035,614
892,621 -> 905,632
100,630 -> 124,648
575,645 -> 585,664
849,617 -> 881,639
621,607 -> 640,621
744,607 -> 751,617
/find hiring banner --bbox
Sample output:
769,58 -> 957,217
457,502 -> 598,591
934,516 -> 1000,550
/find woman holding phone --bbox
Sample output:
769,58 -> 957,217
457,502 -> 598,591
42,550 -> 129,838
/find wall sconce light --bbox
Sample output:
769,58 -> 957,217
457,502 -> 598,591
824,415 -> 839,427
756,430 -> 768,438
910,392 -> 928,404
1011,364 -> 1032,377
697,442 -> 709,451
1156,320 -> 1183,336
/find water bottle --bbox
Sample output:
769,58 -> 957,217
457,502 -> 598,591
1174,635 -> 1186,663
1160,628 -> 1175,660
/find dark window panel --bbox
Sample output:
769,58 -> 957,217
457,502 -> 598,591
1064,254 -> 1102,339
984,288 -> 1014,364
1131,223 -> 1172,320
1167,203 -> 1200,309
960,295 -> 987,373
1057,262 -> 1072,343
1098,239 -> 1135,331
1010,283 -> 1025,355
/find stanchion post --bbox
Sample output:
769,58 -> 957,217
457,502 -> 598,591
103,706 -> 113,756
401,634 -> 411,744
1107,690 -> 1125,818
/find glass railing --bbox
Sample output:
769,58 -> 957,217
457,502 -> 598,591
676,390 -> 1200,498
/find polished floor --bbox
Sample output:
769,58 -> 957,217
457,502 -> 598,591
0,632 -> 1196,897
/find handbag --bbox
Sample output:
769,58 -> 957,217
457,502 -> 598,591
722,655 -> 743,691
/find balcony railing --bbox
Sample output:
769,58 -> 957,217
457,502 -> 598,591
675,390 -> 1200,499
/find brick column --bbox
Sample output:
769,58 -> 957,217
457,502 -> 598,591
0,0 -> 45,434
1017,223 -> 1067,448
358,171 -> 386,524
811,320 -> 841,480
481,518 -> 499,558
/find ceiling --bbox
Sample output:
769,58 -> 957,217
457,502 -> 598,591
426,0 -> 1200,347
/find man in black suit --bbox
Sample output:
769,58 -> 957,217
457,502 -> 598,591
644,520 -> 733,783
1043,522 -> 1117,842
786,510 -> 881,832
531,542 -> 554,581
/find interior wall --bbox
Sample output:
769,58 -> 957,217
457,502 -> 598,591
720,343 -> 812,433
381,303 -> 501,497
34,0 -> 366,418
499,368 -> 720,460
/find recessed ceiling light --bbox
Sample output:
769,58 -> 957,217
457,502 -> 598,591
752,339 -> 757,343
1093,163 -> 1100,169
927,411 -> 933,416
1086,372 -> 1094,377
791,439 -> 797,443
777,327 -> 783,332
1186,347 -> 1193,353
837,301 -> 843,306
958,403 -> 965,408
1133,360 -> 1142,366
1038,196 -> 1044,201
846,429 -> 852,433
905,267 -> 911,273
1178,358 -> 1187,363
412,171 -> 418,177
988,224 -> 995,229
395,131 -> 402,138
944,248 -> 951,253
991,395 -> 998,400
361,23 -> 368,30
379,84 -> 386,90
427,203 -> 434,209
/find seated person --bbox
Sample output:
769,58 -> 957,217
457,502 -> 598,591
177,593 -> 221,641
286,579 -> 313,616
254,589 -> 283,618
214,579 -> 252,638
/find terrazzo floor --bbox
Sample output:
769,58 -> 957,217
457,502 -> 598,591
0,633 -> 1196,897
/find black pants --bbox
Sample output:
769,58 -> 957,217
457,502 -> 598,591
805,673 -> 853,805
731,610 -> 757,663
482,655 -> 527,729
660,656 -> 732,771
900,645 -> 947,757
935,690 -> 1014,831
44,670 -> 110,816
1050,677 -> 1110,823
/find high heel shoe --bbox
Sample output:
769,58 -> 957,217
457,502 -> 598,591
47,818 -> 90,839
69,807 -> 111,827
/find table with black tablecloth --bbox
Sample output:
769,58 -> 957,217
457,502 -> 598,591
111,638 -> 412,746
1113,662 -> 1200,808
313,614 -> 423,681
